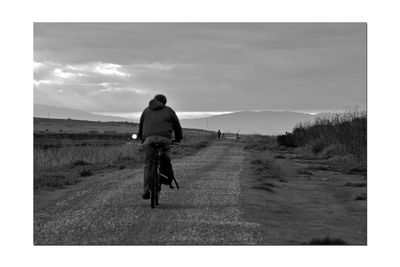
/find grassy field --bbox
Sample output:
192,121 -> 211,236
34,117 -> 138,133
277,110 -> 367,167
241,132 -> 366,244
34,118 -> 216,190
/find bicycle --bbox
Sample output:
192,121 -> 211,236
148,141 -> 180,209
132,134 -> 180,209
149,143 -> 161,208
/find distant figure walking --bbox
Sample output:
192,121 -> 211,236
217,129 -> 221,140
236,132 -> 239,142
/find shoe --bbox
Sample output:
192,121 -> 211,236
142,190 -> 150,199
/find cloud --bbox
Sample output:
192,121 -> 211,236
98,86 -> 151,95
34,23 -> 366,113
33,79 -> 55,86
33,60 -> 169,112
129,62 -> 177,71
33,61 -> 43,69
53,68 -> 85,78
94,63 -> 131,77
33,61 -> 175,88
34,61 -> 134,90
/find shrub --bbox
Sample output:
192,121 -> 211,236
80,169 -> 93,177
277,132 -> 297,147
311,139 -> 325,154
289,109 -> 366,166
304,237 -> 347,245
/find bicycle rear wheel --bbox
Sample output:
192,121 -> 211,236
150,165 -> 157,209
155,168 -> 159,206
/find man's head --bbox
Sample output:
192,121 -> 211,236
154,94 -> 167,105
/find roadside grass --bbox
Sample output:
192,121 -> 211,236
278,109 -> 366,167
249,152 -> 288,189
35,131 -> 215,169
34,128 -> 216,191
243,134 -> 366,245
34,144 -> 142,169
345,182 -> 366,187
34,174 -> 80,190
354,193 -> 367,201
243,135 -> 277,151
293,146 -> 365,175
323,155 -> 366,174
244,136 -> 289,189
72,160 -> 91,166
34,117 -> 138,134
245,129 -> 365,184
79,169 -> 93,177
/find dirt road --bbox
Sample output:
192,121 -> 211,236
34,140 -> 366,245
34,141 -> 262,245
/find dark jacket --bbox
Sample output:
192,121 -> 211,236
138,99 -> 183,142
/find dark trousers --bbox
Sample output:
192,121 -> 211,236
142,135 -> 173,192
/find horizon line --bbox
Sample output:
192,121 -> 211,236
34,103 -> 365,120
92,109 -> 342,120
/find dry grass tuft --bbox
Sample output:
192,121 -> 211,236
34,174 -> 80,190
278,109 -> 366,167
354,193 -> 367,200
80,169 -> 93,177
304,237 -> 348,245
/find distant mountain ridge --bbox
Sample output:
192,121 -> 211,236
34,104 -> 317,135
34,104 -> 135,122
181,111 -> 316,135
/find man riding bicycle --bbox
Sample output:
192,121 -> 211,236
137,94 -> 183,200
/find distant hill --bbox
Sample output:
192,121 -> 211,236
180,111 -> 316,135
34,117 -> 138,134
34,104 -> 134,122
34,104 -> 317,135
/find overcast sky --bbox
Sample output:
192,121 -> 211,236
34,23 -> 366,118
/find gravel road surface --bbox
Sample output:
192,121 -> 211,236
34,141 -> 263,245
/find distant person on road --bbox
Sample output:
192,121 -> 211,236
217,129 -> 221,140
236,132 -> 239,142
137,94 -> 183,200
